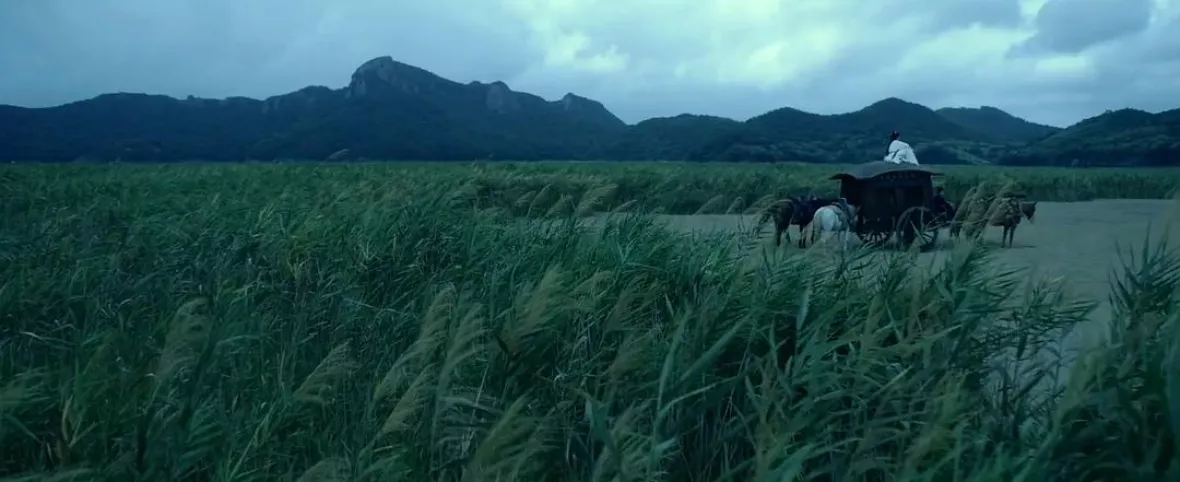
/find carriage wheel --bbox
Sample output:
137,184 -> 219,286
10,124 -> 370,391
857,230 -> 891,246
895,206 -> 939,250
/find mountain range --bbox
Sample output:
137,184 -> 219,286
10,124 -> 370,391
1,55 -> 1177,166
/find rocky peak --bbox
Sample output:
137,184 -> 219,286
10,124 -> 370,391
557,93 -> 625,127
483,81 -> 521,114
347,55 -> 454,98
560,93 -> 593,111
559,93 -> 612,116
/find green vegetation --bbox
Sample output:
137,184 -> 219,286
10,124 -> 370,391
457,162 -> 1180,212
2,162 -> 1180,482
935,106 -> 1059,143
1005,108 -> 1180,167
2,56 -> 1177,166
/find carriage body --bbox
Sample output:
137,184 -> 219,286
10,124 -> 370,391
830,161 -> 943,248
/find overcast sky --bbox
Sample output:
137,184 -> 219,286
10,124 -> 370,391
1,0 -> 1177,127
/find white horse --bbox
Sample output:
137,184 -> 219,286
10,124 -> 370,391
806,201 -> 859,251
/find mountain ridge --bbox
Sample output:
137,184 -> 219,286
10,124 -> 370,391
0,55 -> 1176,166
935,106 -> 1060,143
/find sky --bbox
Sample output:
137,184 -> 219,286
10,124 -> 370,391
1,0 -> 1178,127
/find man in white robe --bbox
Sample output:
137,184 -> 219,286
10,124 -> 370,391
883,131 -> 919,165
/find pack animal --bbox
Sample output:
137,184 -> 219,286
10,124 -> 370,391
950,197 -> 1037,247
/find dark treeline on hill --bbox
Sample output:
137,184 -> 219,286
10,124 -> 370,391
1,55 -> 1178,166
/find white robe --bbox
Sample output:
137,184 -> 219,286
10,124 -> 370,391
884,140 -> 919,165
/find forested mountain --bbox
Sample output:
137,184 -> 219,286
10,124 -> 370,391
0,56 -> 1176,166
935,106 -> 1060,143
1000,108 -> 1180,167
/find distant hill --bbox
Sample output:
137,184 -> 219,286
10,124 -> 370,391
607,98 -> 1003,164
999,108 -> 1180,167
935,106 -> 1060,143
0,56 -> 626,162
733,98 -> 993,163
0,56 -> 1176,166
597,114 -> 745,161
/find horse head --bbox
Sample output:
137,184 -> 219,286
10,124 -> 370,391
1020,201 -> 1037,222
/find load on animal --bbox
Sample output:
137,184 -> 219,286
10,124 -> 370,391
949,189 -> 1038,247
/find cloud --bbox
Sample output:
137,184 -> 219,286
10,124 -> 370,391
1,0 -> 1178,128
1016,0 -> 1153,55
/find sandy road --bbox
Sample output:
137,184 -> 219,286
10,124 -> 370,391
646,199 -> 1180,359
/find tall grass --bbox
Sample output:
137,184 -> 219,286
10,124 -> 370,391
1,164 -> 1178,481
5,162 -> 1179,217
466,162 -> 1180,211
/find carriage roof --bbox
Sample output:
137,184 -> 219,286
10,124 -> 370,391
828,161 -> 942,182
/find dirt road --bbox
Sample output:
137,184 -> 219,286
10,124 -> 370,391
648,199 -> 1180,359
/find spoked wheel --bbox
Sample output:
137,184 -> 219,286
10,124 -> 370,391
895,206 -> 939,251
857,230 -> 891,246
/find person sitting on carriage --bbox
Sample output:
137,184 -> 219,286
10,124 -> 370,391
884,131 -> 920,165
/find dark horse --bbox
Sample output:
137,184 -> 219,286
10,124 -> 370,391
757,196 -> 839,247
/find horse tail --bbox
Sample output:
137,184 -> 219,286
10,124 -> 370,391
799,217 -> 814,247
806,206 -> 828,244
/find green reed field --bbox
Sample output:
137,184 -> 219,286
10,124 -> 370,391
2,162 -> 1179,482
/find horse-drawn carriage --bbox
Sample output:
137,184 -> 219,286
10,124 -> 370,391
830,161 -> 949,250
